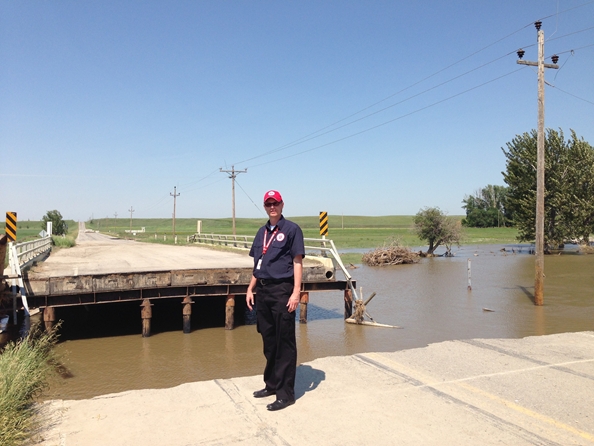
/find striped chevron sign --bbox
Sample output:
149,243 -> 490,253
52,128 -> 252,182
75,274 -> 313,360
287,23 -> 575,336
6,211 -> 17,242
319,211 -> 329,236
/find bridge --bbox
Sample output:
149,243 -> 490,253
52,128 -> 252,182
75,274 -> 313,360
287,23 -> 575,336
2,223 -> 357,337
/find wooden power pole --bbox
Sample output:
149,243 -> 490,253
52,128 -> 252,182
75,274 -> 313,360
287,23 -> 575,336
128,206 -> 135,233
516,21 -> 559,306
170,186 -> 180,236
220,165 -> 247,236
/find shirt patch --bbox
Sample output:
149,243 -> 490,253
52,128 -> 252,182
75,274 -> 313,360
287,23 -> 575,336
276,233 -> 285,242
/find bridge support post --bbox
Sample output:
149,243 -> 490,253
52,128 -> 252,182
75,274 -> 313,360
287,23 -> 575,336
225,295 -> 235,330
43,306 -> 56,332
344,289 -> 353,319
140,299 -> 153,337
182,296 -> 194,334
299,292 -> 309,324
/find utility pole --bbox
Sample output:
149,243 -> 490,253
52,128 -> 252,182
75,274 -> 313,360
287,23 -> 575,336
220,165 -> 247,236
516,21 -> 559,306
170,186 -> 180,237
113,212 -> 118,233
128,206 -> 135,233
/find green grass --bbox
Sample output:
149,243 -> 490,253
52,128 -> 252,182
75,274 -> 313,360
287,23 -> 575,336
0,220 -> 77,243
462,227 -> 520,245
86,216 -> 519,253
0,325 -> 60,446
51,236 -> 76,248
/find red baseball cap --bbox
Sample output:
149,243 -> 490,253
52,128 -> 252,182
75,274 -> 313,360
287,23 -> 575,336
263,190 -> 283,203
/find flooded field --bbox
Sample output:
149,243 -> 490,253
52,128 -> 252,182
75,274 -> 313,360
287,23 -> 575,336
39,244 -> 594,400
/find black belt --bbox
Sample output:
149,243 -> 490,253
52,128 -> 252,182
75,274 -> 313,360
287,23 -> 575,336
258,277 -> 294,286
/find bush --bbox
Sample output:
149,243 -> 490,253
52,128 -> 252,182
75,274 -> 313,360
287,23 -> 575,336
0,324 -> 59,445
51,235 -> 76,248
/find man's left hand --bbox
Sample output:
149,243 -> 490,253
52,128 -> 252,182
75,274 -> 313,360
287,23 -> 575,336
287,292 -> 300,312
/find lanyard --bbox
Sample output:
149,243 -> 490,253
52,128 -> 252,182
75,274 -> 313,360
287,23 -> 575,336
262,227 -> 279,256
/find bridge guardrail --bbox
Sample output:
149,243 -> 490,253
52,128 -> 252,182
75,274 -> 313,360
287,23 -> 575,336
188,233 -> 255,249
3,236 -> 52,319
13,237 -> 53,268
189,233 -> 359,300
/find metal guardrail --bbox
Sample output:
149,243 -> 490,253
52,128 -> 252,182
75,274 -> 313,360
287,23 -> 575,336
189,233 -> 359,300
188,233 -> 255,249
13,237 -> 52,268
3,237 -> 52,319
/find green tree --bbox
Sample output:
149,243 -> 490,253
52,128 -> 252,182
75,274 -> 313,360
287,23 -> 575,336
41,210 -> 68,236
502,129 -> 594,247
413,207 -> 462,255
462,185 -> 510,227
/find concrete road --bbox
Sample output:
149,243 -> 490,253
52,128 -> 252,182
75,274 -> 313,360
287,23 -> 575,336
38,331 -> 594,445
30,222 -> 254,278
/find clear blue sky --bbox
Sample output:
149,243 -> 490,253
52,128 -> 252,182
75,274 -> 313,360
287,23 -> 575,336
1,1 -> 593,223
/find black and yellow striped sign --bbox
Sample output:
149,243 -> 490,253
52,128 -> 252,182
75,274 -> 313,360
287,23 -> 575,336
6,211 -> 17,242
319,211 -> 329,236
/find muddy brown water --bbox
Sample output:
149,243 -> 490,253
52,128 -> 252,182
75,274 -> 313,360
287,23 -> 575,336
41,244 -> 594,401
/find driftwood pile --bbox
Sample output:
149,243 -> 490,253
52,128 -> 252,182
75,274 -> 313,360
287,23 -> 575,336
362,242 -> 420,266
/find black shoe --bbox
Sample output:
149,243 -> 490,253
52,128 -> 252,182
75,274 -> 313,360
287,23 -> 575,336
253,388 -> 276,398
266,399 -> 295,411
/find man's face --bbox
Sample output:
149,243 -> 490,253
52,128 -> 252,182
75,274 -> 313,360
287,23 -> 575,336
264,199 -> 283,218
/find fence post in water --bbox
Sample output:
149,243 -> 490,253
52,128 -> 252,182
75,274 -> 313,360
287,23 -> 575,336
299,292 -> 309,323
182,296 -> 194,333
43,306 -> 55,332
141,299 -> 153,337
467,258 -> 472,291
344,289 -> 353,319
225,295 -> 235,330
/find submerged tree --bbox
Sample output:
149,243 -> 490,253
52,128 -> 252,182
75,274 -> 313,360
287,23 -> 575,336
502,129 -> 594,247
413,207 -> 462,255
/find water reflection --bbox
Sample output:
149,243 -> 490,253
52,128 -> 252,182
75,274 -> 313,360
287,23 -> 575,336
48,246 -> 594,400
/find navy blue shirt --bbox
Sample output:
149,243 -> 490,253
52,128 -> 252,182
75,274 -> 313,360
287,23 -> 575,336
249,215 -> 305,280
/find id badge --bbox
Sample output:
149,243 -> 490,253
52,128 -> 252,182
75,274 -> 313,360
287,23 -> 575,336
256,258 -> 262,270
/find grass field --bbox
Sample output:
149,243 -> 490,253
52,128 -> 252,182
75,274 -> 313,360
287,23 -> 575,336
0,216 -> 519,252
85,215 -> 519,252
0,220 -> 78,243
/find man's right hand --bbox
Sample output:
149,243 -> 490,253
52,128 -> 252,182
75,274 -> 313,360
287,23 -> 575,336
246,289 -> 255,311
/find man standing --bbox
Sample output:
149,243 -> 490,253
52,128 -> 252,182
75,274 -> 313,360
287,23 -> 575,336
246,190 -> 305,411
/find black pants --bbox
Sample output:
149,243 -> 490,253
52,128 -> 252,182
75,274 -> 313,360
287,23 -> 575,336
255,281 -> 296,401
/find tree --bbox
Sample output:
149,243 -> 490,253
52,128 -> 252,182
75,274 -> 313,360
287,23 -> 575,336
41,210 -> 68,236
413,207 -> 462,255
502,129 -> 594,247
462,185 -> 511,227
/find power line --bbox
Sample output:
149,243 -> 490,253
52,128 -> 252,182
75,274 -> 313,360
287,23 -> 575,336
235,178 -> 266,216
537,0 -> 594,22
233,26 -> 537,167
549,84 -> 594,105
548,25 -> 594,42
246,50 -> 519,162
552,42 -> 594,55
244,67 -> 526,169
230,4 -> 594,169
